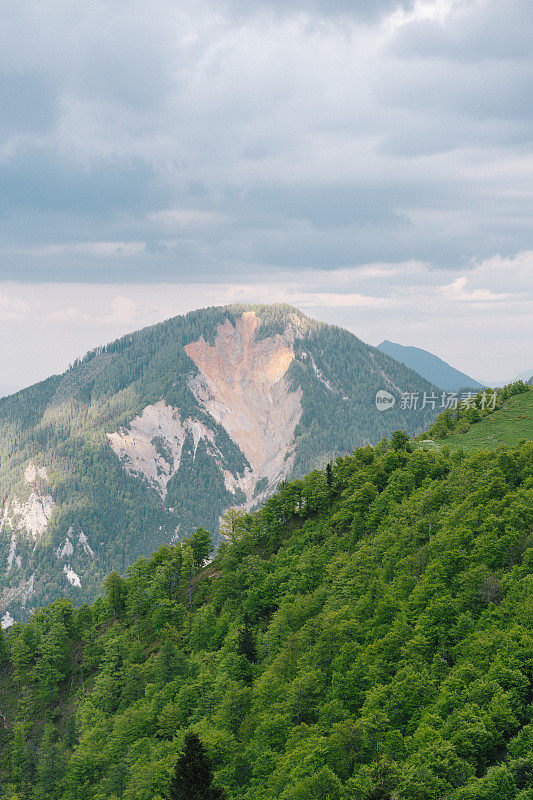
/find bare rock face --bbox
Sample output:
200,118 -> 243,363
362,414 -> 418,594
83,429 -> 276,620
185,310 -> 303,504
1,575 -> 35,623
24,462 -> 48,484
0,464 -> 54,624
1,463 -> 54,575
107,401 -> 231,498
108,401 -> 194,497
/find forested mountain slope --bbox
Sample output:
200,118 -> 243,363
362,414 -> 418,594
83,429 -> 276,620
377,340 -> 483,392
0,432 -> 531,800
0,304 -> 438,624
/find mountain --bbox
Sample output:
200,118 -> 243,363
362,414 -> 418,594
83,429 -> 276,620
377,340 -> 484,392
0,434 -> 531,799
479,368 -> 533,388
507,367 -> 533,385
0,304 -> 440,626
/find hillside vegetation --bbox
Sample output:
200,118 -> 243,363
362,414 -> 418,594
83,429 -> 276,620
444,390 -> 533,452
0,428 -> 531,800
415,382 -> 532,452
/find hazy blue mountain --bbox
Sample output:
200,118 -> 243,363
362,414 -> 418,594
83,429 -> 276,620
0,304 -> 439,624
508,367 -> 533,384
481,367 -> 533,387
377,339 -> 484,392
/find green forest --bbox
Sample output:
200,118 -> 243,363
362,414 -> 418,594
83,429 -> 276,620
0,398 -> 531,799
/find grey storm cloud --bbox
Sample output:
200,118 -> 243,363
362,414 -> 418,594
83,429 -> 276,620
0,0 -> 531,281
223,0 -> 413,20
0,73 -> 58,137
0,149 -> 163,216
386,0 -> 533,123
392,0 -> 533,62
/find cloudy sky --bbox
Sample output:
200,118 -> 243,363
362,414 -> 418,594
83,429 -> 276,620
0,0 -> 531,390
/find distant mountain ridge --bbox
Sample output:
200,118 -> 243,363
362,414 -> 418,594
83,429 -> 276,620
510,367 -> 533,382
377,339 -> 484,392
489,367 -> 533,387
0,304 -> 439,624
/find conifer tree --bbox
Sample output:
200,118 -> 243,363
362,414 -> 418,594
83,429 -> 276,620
166,732 -> 225,800
11,720 -> 32,786
237,614 -> 257,663
157,640 -> 178,685
390,430 -> 411,451
181,545 -> 195,607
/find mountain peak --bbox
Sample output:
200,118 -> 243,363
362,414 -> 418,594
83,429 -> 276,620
377,339 -> 483,392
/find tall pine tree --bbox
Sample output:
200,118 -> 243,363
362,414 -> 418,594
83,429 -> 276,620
166,732 -> 225,800
237,614 -> 257,663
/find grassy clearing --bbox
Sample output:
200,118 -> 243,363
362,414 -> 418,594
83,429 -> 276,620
416,389 -> 533,452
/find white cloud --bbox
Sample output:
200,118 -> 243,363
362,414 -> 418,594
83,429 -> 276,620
105,296 -> 137,323
441,276 -> 515,304
0,291 -> 32,320
0,251 -> 530,390
148,208 -> 228,229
